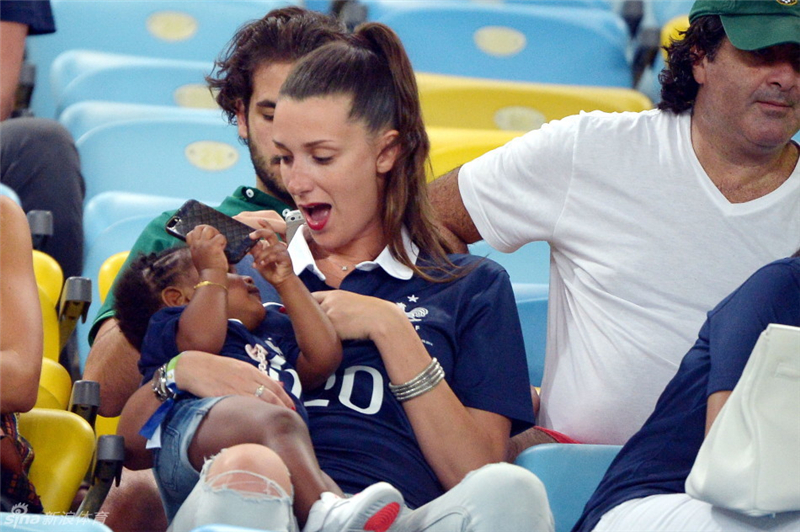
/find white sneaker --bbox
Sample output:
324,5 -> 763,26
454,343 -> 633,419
302,482 -> 403,532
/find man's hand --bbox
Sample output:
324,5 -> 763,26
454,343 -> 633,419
234,210 -> 286,237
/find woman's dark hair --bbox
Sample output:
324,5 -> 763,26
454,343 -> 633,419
113,247 -> 192,350
206,6 -> 346,125
658,15 -> 727,114
280,22 -> 461,282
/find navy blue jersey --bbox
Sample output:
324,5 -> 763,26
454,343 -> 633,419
301,253 -> 535,509
573,258 -> 800,532
1,0 -> 55,34
139,305 -> 306,421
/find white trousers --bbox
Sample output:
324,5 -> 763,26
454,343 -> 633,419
169,461 -> 554,532
595,494 -> 800,532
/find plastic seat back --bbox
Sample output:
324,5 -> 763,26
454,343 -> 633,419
27,0 -> 292,118
75,117 -> 247,205
83,190 -> 187,255
36,358 -> 73,410
78,215 -> 155,371
32,250 -> 64,308
427,127 -> 524,180
17,409 -> 96,514
60,100 -> 222,145
52,50 -> 218,117
418,73 -> 652,132
374,3 -> 631,86
514,443 -> 622,532
511,283 -> 549,387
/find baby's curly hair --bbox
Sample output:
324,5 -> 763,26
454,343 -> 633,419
113,246 -> 193,351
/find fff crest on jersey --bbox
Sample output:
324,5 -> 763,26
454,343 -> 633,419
397,295 -> 428,323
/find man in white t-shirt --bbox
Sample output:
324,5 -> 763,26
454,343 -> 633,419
430,0 -> 800,446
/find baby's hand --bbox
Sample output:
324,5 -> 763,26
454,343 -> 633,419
186,225 -> 228,275
249,220 -> 294,287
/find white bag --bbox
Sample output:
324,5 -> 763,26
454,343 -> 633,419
685,323 -> 800,517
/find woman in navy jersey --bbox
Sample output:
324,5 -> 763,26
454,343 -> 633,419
574,250 -> 800,532
118,21 -> 553,532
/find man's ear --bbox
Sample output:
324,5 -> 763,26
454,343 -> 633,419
691,46 -> 708,85
235,99 -> 249,141
162,286 -> 191,308
376,129 -> 400,174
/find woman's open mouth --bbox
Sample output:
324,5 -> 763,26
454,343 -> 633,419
300,203 -> 331,231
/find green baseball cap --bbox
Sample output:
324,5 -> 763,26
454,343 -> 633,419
689,0 -> 800,51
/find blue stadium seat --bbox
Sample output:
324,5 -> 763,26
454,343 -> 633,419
514,443 -> 622,532
649,0 -> 693,27
0,183 -> 21,205
74,116 -> 249,205
83,191 -> 187,254
469,240 -> 550,285
59,100 -> 222,144
78,214 -> 156,371
52,50 -> 218,117
372,2 -> 632,86
512,283 -> 549,387
27,0 -> 293,118
363,0 -> 616,22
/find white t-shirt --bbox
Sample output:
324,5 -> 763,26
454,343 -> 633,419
459,109 -> 800,444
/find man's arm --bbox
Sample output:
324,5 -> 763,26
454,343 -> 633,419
0,21 -> 28,121
82,318 -> 142,417
428,167 -> 482,254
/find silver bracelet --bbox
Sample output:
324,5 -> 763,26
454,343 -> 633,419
152,364 -> 176,402
389,358 -> 445,402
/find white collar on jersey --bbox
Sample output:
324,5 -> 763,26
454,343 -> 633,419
288,225 -> 418,282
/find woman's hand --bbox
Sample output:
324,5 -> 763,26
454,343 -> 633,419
186,224 -> 229,276
174,351 -> 296,411
249,220 -> 295,288
311,290 -> 406,341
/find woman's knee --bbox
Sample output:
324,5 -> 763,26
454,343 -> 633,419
466,463 -> 549,507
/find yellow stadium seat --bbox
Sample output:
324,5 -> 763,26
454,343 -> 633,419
96,251 -> 129,437
17,409 -> 96,514
661,15 -> 690,59
38,286 -> 60,362
418,73 -> 653,132
32,250 -> 63,308
36,358 -> 73,410
427,127 -> 524,180
98,251 -> 129,303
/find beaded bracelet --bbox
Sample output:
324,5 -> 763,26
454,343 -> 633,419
388,358 -> 445,402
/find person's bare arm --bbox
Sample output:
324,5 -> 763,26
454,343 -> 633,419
116,383 -> 159,470
428,167 -> 482,254
117,350 -> 297,469
82,318 -> 142,417
0,197 -> 42,413
0,21 -> 27,121
176,226 -> 230,354
249,223 -> 342,390
705,390 -> 732,437
313,290 -> 508,490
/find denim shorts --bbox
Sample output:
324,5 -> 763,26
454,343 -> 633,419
153,395 -> 227,521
